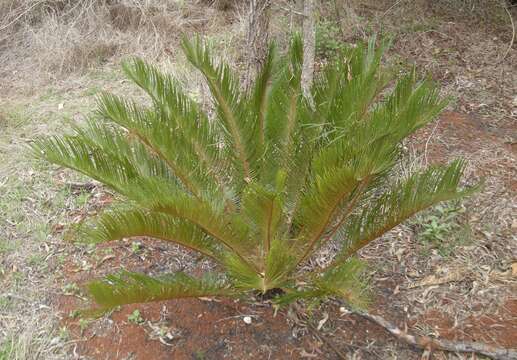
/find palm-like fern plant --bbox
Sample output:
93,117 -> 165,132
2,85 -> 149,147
33,36 -> 477,310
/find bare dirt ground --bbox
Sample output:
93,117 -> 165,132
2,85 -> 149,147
0,1 -> 515,359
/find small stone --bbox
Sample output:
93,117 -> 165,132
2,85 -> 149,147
50,337 -> 61,346
243,316 -> 252,324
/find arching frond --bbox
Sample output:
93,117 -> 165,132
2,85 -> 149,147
125,177 -> 258,271
249,42 -> 278,150
89,271 -> 233,309
275,258 -> 369,309
241,181 -> 284,257
96,92 -> 206,198
31,135 -> 137,194
182,36 -> 254,181
122,59 -> 231,192
336,160 -> 478,263
78,208 -> 226,262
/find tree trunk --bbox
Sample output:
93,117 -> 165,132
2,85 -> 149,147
301,0 -> 315,106
244,0 -> 271,90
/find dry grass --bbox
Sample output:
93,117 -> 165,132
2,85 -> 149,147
0,0 -> 235,92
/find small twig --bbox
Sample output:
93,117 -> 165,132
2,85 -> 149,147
424,118 -> 440,166
352,309 -> 517,360
273,3 -> 306,17
380,0 -> 405,19
0,0 -> 45,32
66,181 -> 97,192
500,2 -> 515,63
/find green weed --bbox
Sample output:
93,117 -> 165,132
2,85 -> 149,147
414,202 -> 472,257
127,309 -> 144,324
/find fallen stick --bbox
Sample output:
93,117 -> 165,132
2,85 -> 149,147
352,309 -> 517,360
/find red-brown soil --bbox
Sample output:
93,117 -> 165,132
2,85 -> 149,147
417,299 -> 517,349
58,296 -> 311,360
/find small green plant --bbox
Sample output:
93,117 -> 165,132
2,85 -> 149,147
127,309 -> 144,324
27,254 -> 45,267
78,318 -> 91,335
34,35 -> 478,312
0,240 -> 16,255
69,309 -> 81,319
75,191 -> 91,207
58,326 -> 70,341
0,341 -> 13,360
130,241 -> 143,254
415,202 -> 471,257
193,350 -> 206,360
316,20 -> 346,59
0,297 -> 10,310
62,282 -> 81,296
421,204 -> 461,242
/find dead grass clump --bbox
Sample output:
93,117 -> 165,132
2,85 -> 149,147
27,16 -> 118,74
108,2 -> 184,36
108,3 -> 145,31
0,0 -> 232,88
198,0 -> 235,11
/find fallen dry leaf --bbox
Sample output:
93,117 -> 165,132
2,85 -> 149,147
317,312 -> 329,330
408,270 -> 464,289
300,349 -> 319,358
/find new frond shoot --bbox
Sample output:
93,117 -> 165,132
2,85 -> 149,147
33,35 -> 478,312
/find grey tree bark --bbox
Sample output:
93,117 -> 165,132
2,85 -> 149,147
244,0 -> 271,90
301,0 -> 315,106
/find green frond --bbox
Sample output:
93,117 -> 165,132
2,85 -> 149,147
88,271 -> 233,309
312,36 -> 391,140
276,258 -> 369,308
123,58 -> 234,196
241,181 -> 284,257
287,32 -> 304,77
122,58 -> 197,122
250,42 -> 278,150
224,253 -> 264,291
337,160 -> 479,262
313,258 -> 370,308
263,238 -> 297,290
78,208 -> 226,262
181,36 -> 254,181
368,71 -> 449,143
31,135 -> 137,194
294,166 -> 358,245
72,119 -> 176,183
96,92 -> 205,197
273,288 -> 324,307
259,36 -> 308,192
125,177 -> 258,270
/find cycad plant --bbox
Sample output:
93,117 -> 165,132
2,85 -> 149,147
33,36 -> 477,311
